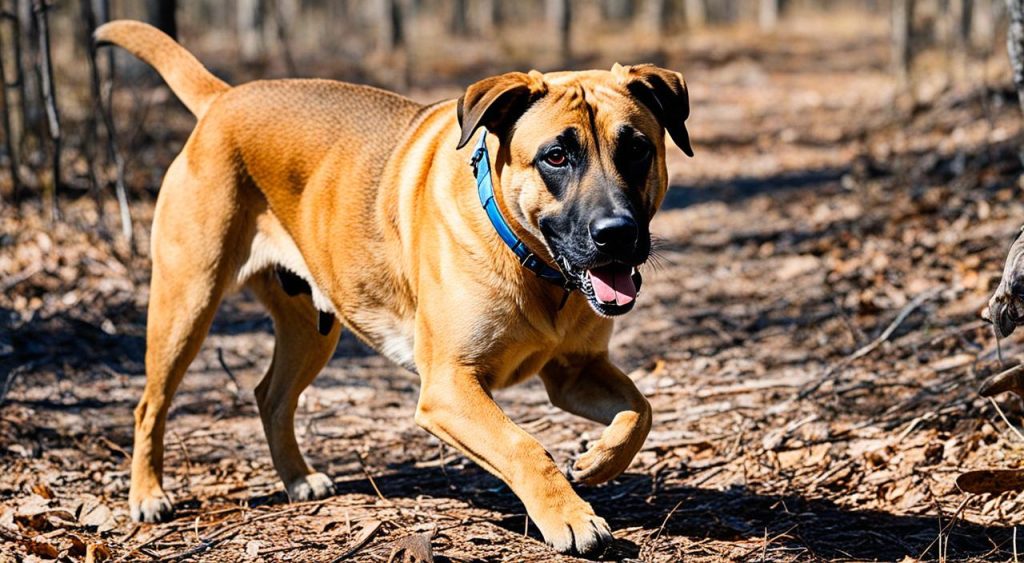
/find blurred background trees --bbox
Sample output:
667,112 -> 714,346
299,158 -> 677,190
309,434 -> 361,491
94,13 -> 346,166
0,0 -> 1013,246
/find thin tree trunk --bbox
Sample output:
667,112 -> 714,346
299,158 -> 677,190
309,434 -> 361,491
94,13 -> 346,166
78,0 -> 103,211
477,0 -> 501,33
95,0 -> 133,246
17,0 -> 38,153
33,0 -> 59,221
892,0 -> 916,83
972,0 -> 994,52
0,9 -> 22,199
547,0 -> 571,63
238,0 -> 266,64
685,0 -> 706,28
269,0 -> 298,75
450,0 -> 468,36
603,0 -> 634,21
760,0 -> 779,30
376,0 -> 404,52
1007,0 -> 1024,116
145,0 -> 176,40
642,0 -> 669,36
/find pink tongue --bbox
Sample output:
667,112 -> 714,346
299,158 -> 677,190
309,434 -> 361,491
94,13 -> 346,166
588,267 -> 637,306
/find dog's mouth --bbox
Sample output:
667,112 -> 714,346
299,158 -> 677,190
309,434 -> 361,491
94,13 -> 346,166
557,257 -> 643,317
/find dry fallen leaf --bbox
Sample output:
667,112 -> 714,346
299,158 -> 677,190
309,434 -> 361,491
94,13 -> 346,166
956,469 -> 1024,494
85,542 -> 112,563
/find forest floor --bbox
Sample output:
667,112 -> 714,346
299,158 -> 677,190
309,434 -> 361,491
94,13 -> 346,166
5,17 -> 1024,563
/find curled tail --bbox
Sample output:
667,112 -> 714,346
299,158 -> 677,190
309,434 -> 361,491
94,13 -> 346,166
95,20 -> 229,118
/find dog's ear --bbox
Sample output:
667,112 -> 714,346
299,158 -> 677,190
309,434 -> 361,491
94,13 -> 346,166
457,71 -> 546,149
613,63 -> 693,157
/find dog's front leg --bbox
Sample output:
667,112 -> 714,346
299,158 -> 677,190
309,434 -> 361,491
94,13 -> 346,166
415,362 -> 612,555
540,355 -> 652,486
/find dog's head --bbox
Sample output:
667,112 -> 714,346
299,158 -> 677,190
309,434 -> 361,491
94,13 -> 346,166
457,64 -> 692,317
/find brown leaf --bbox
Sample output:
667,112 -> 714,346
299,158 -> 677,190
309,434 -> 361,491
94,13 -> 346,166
26,538 -> 59,559
957,469 -> 1024,494
85,542 -> 112,563
387,532 -> 434,563
31,483 -> 54,500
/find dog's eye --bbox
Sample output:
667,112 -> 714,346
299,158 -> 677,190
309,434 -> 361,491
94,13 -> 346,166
543,148 -> 568,167
629,139 -> 652,162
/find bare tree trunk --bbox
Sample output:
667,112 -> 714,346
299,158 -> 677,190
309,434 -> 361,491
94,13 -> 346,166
892,0 -> 916,83
641,0 -> 669,36
1007,0 -> 1024,116
78,0 -> 103,211
685,0 -> 706,28
33,0 -> 59,221
760,0 -> 779,30
94,0 -> 132,246
450,0 -> 468,36
972,0 -> 995,51
0,9 -> 22,199
17,0 -> 39,152
477,0 -> 501,33
238,0 -> 267,64
268,0 -> 298,75
547,0 -> 571,63
145,0 -> 176,40
603,0 -> 634,21
375,0 -> 404,52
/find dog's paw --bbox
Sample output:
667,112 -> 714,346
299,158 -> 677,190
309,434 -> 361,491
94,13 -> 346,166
571,441 -> 632,486
533,503 -> 613,556
571,411 -> 650,486
130,492 -> 174,523
286,472 -> 335,502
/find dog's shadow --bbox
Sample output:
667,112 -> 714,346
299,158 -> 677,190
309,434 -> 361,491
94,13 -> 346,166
246,462 -> 1012,561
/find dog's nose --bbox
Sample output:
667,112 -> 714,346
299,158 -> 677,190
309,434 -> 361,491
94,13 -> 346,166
589,215 -> 638,256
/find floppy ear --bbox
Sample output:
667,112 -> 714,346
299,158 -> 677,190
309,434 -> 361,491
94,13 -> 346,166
613,63 -> 693,157
456,71 -> 546,149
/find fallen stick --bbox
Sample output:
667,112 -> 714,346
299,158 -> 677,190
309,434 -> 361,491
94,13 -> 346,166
798,286 -> 943,399
957,469 -> 1024,494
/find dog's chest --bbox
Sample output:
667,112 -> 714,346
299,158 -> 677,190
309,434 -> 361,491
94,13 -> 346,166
349,309 -> 417,372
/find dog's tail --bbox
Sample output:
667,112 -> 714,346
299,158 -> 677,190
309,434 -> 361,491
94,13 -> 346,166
95,20 -> 229,118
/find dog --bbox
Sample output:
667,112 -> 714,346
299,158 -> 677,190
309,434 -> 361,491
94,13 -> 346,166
96,20 -> 692,555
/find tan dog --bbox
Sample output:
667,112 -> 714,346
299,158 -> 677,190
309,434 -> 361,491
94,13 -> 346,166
96,20 -> 692,555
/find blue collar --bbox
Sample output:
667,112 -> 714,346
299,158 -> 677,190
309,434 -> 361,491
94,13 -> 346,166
471,132 -> 575,291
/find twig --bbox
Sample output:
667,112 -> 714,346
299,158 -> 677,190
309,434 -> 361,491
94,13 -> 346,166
216,347 -> 241,397
355,451 -> 390,504
652,499 -> 683,541
798,286 -> 943,399
917,497 -> 971,561
329,520 -> 383,562
988,397 -> 1024,442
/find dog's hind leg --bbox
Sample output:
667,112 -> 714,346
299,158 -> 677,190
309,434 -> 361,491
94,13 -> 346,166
129,156 -> 240,523
248,270 -> 341,502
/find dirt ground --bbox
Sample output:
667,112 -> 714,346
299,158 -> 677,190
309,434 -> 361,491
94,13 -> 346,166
6,16 -> 1024,563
